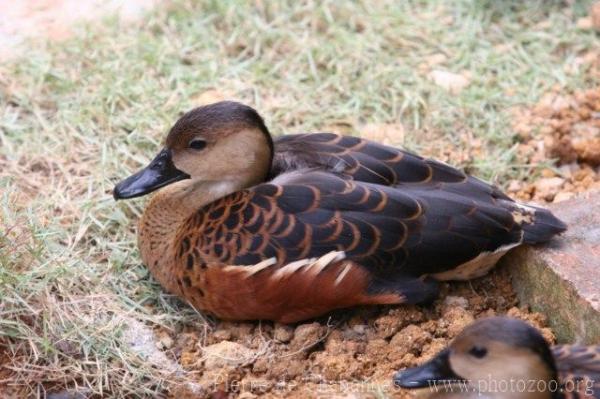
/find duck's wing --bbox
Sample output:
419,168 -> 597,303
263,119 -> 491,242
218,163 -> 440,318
553,345 -> 600,398
272,132 -> 508,200
179,169 -> 523,301
272,133 -> 565,245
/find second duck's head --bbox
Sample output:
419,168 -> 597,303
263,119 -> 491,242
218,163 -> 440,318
113,101 -> 274,200
393,317 -> 559,399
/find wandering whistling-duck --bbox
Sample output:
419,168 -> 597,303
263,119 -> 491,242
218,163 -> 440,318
113,101 -> 566,323
394,317 -> 599,399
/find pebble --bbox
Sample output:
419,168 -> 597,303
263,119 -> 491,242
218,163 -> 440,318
443,295 -> 469,309
553,191 -> 575,203
202,341 -> 255,369
534,177 -> 565,201
273,323 -> 294,343
290,322 -> 325,352
429,70 -> 471,93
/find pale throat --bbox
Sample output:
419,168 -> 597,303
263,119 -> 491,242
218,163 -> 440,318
136,178 -> 242,295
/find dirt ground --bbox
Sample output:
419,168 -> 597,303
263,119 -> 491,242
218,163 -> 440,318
509,85 -> 600,203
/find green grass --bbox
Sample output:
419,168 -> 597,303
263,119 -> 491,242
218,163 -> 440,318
0,0 -> 598,397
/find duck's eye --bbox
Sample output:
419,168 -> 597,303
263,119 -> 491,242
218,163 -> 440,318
468,346 -> 488,359
189,139 -> 207,151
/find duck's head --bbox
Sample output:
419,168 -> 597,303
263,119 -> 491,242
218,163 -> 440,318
394,317 -> 559,398
113,101 -> 273,200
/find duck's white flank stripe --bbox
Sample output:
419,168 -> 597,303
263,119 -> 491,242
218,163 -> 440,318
224,257 -> 277,277
334,263 -> 353,286
272,258 -> 314,280
271,251 -> 346,281
308,251 -> 346,276
227,251 -> 347,281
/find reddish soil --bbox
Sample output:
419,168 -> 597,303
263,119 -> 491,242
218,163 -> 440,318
509,85 -> 600,203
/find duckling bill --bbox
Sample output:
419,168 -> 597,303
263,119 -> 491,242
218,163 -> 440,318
394,317 -> 600,399
113,101 -> 566,323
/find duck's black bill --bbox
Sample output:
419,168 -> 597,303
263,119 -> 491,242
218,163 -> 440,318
113,148 -> 190,200
393,349 -> 463,389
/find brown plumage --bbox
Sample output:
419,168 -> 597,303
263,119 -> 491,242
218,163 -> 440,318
394,317 -> 600,399
113,101 -> 566,322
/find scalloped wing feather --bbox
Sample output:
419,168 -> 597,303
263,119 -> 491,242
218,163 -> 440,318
553,345 -> 600,399
178,169 -> 523,282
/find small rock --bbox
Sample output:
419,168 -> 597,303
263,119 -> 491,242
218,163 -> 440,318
374,313 -> 400,339
558,163 -> 580,178
541,168 -> 557,178
352,324 -> 367,335
289,322 -> 325,352
429,70 -> 470,93
553,191 -> 575,203
572,135 -> 600,166
212,328 -> 232,342
202,341 -> 255,369
252,357 -> 269,374
534,177 -> 565,201
443,295 -> 469,309
273,323 -> 294,343
373,307 -> 424,340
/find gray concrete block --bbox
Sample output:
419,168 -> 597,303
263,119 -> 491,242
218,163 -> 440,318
503,192 -> 600,343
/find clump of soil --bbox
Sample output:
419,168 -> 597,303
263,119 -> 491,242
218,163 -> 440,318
509,86 -> 600,203
161,265 -> 551,398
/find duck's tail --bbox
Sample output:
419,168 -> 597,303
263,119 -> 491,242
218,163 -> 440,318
510,201 -> 567,244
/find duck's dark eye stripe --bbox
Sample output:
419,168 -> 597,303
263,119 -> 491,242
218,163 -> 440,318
189,139 -> 207,150
468,346 -> 488,359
